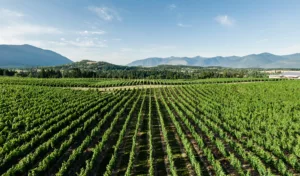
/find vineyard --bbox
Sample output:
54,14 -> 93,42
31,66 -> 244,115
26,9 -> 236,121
0,77 -> 283,88
1,80 -> 300,176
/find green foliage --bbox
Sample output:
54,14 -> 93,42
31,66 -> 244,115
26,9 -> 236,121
1,59 -> 271,79
1,80 -> 300,175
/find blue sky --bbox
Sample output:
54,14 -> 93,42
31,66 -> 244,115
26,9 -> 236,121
0,0 -> 300,65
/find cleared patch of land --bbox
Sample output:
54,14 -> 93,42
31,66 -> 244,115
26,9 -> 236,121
67,80 -> 278,91
69,84 -> 177,91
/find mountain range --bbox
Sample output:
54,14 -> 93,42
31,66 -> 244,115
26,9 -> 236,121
128,53 -> 300,68
0,44 -> 72,68
0,44 -> 300,68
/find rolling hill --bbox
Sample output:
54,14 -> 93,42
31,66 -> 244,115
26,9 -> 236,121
50,60 -> 130,71
128,53 -> 300,68
0,44 -> 73,68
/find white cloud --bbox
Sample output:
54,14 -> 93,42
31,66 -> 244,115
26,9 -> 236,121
0,24 -> 61,37
0,37 -> 42,46
140,45 -> 176,53
0,8 -> 111,63
278,45 -> 300,55
177,23 -> 192,28
121,48 -> 133,52
168,4 -> 177,10
0,8 -> 62,46
78,30 -> 106,35
49,37 -> 107,48
112,38 -> 122,41
0,24 -> 62,47
88,6 -> 121,21
256,38 -> 269,43
215,15 -> 235,27
0,8 -> 24,18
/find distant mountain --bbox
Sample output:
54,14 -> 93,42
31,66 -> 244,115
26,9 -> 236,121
128,53 -> 300,68
0,44 -> 73,68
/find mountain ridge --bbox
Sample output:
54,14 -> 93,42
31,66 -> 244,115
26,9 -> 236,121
0,44 -> 73,68
128,53 -> 300,68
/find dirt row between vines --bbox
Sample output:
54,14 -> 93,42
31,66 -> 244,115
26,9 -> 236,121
69,84 -> 176,91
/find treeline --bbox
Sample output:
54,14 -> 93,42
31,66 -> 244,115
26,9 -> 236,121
0,69 -> 16,76
0,68 -> 267,79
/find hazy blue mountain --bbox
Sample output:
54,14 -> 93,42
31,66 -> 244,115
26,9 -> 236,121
128,53 -> 300,68
282,53 -> 300,60
265,54 -> 300,68
0,44 -> 73,68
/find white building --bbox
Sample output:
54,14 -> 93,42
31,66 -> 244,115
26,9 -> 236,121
269,71 -> 300,79
269,75 -> 283,79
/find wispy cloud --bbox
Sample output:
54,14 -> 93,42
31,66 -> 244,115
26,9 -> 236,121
215,15 -> 235,27
120,48 -> 133,52
1,24 -> 61,37
0,8 -> 24,17
177,23 -> 192,28
168,4 -> 176,10
256,38 -> 269,43
112,38 -> 122,41
0,23 -> 62,47
0,8 -> 63,48
0,23 -> 61,47
78,30 -> 106,35
49,37 -> 107,48
0,8 -> 110,62
278,45 -> 300,55
88,6 -> 121,21
140,45 -> 176,53
0,37 -> 42,46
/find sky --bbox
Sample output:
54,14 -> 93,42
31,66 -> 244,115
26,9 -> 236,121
0,0 -> 300,65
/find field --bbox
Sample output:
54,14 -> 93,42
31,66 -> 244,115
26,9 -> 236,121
0,77 -> 282,88
0,78 -> 300,176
